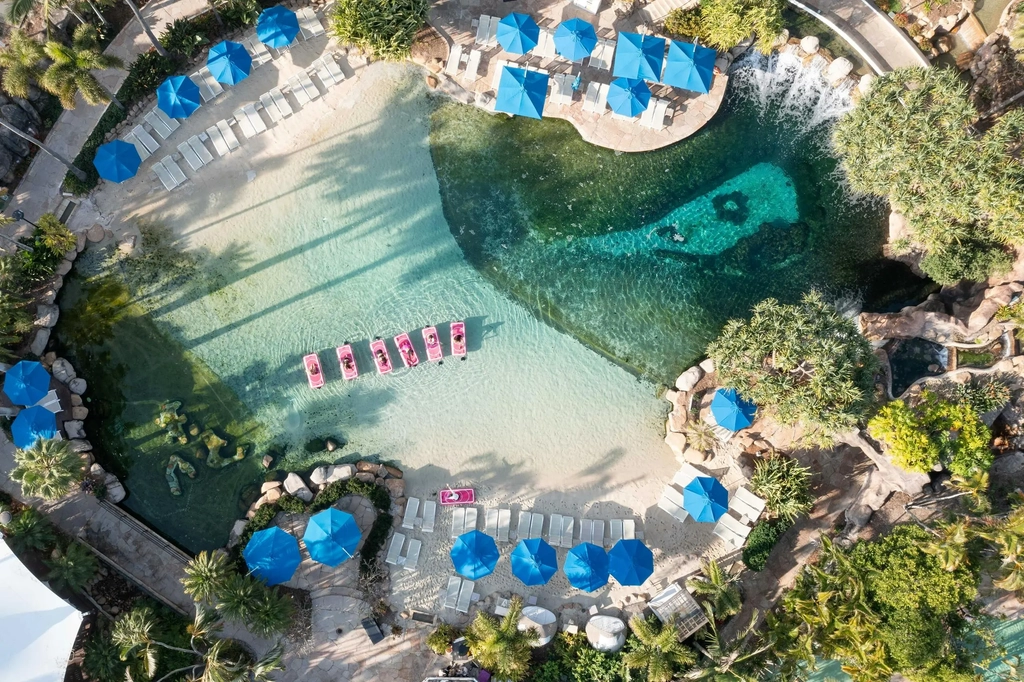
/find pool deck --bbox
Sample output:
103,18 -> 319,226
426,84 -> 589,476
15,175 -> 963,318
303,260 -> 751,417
429,0 -> 728,152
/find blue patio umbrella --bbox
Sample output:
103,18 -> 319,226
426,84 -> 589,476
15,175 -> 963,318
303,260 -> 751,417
157,76 -> 201,119
612,32 -> 665,81
303,508 -> 361,567
495,66 -> 548,119
451,530 -> 500,580
11,406 -> 58,450
2,360 -> 51,406
207,41 -> 252,85
608,539 -> 654,587
93,140 -> 141,183
554,18 -> 597,61
683,476 -> 729,523
511,538 -> 557,586
243,526 -> 301,585
496,13 -> 539,54
662,40 -> 716,94
710,388 -> 757,431
257,5 -> 299,49
607,77 -> 651,117
563,542 -> 609,592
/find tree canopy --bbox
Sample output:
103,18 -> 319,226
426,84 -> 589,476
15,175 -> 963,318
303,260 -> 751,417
329,0 -> 428,61
692,0 -> 785,54
707,291 -> 877,439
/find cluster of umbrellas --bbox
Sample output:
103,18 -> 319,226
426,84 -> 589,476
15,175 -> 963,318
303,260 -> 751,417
451,530 -> 655,591
242,508 -> 361,585
93,5 -> 302,184
2,361 -> 59,449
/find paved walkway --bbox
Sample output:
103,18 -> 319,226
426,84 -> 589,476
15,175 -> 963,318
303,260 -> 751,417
5,0 -> 209,232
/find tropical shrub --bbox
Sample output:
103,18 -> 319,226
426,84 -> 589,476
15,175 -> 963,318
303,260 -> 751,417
181,550 -> 233,604
214,572 -> 294,637
622,615 -> 695,682
742,518 -> 791,571
216,0 -> 261,30
893,12 -> 910,27
940,376 -> 1011,416
748,452 -> 813,523
997,298 -> 1024,340
833,68 -> 1024,283
684,420 -> 718,456
6,508 -> 56,554
426,623 -> 459,655
11,438 -> 86,501
868,391 -> 993,476
663,7 -> 709,41
37,213 -> 77,254
697,0 -> 785,54
919,238 -> 1014,285
276,494 -> 306,513
46,541 -> 99,593
686,558 -> 742,618
465,596 -> 536,681
83,630 -> 126,682
17,214 -> 77,281
0,258 -> 32,361
707,291 -> 877,439
330,0 -> 429,60
117,51 -> 180,105
160,17 -> 212,58
41,24 -> 124,109
546,632 -> 624,682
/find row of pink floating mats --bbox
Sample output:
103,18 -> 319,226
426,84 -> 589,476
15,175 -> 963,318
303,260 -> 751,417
303,321 -> 466,388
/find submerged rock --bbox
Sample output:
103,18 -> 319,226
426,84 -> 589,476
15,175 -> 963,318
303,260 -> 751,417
283,472 -> 313,502
675,366 -> 703,392
51,358 -> 76,384
165,455 -> 197,496
155,401 -> 187,442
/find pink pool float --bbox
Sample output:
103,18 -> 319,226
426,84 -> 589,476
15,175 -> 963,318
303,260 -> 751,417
304,353 -> 325,389
336,344 -> 359,380
394,332 -> 420,368
370,339 -> 393,375
440,488 -> 476,506
450,321 -> 467,357
422,326 -> 443,362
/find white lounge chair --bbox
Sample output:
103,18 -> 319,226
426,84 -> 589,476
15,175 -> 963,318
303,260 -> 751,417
579,519 -> 593,545
244,103 -> 268,134
464,507 -> 478,532
177,141 -> 204,171
491,60 -> 510,90
402,497 -> 420,530
144,110 -> 173,139
270,87 -> 293,118
151,160 -> 177,190
34,390 -> 61,413
287,75 -> 311,107
189,72 -> 214,102
485,508 -> 498,537
124,132 -> 151,161
260,93 -> 282,123
536,28 -> 556,59
593,520 -> 605,547
403,539 -> 421,571
516,510 -> 530,540
216,120 -> 240,150
673,463 -> 704,490
451,507 -> 467,539
445,44 -> 464,77
385,532 -> 405,565
561,516 -> 574,548
715,513 -> 753,547
324,55 -> 346,84
497,508 -> 511,543
305,7 -> 325,37
152,108 -> 179,132
529,513 -> 543,539
313,58 -> 335,88
232,109 -> 257,139
474,15 -> 491,45
484,16 -> 497,46
623,519 -> 636,541
443,576 -> 461,609
205,126 -> 230,156
596,83 -> 610,112
733,487 -> 767,524
188,136 -> 213,164
583,82 -> 600,112
296,6 -> 317,40
297,70 -> 321,100
131,126 -> 159,153
591,39 -> 615,70
161,155 -> 187,185
609,519 -> 623,546
421,501 -> 436,533
456,579 -> 474,613
243,34 -> 272,66
462,49 -> 482,83
548,513 -> 563,546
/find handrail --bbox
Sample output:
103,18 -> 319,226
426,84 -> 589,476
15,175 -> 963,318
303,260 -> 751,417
786,0 -> 890,75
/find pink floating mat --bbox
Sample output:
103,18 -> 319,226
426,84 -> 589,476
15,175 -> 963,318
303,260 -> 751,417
336,344 -> 358,381
422,326 -> 443,362
450,321 -> 467,357
394,332 -> 420,368
370,339 -> 393,375
304,353 -> 325,389
440,488 -> 475,506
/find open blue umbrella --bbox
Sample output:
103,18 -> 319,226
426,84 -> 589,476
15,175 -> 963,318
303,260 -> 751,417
2,360 -> 51,406
451,530 -> 499,580
710,388 -> 757,431
257,5 -> 299,49
93,140 -> 141,183
496,13 -> 540,54
554,18 -> 597,61
207,41 -> 252,85
607,77 -> 651,117
11,406 -> 58,450
495,66 -> 548,119
157,76 -> 201,119
608,539 -> 654,586
511,538 -> 557,586
303,508 -> 360,566
683,476 -> 729,523
612,32 -> 665,81
243,526 -> 301,585
662,40 -> 716,94
564,542 -> 609,592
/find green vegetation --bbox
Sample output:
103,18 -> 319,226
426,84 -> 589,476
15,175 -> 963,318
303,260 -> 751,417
46,541 -> 99,593
939,376 -> 1011,415
181,550 -> 233,604
697,0 -> 786,53
833,67 -> 1024,284
0,30 -> 44,99
997,298 -> 1024,340
663,7 -> 708,42
329,0 -> 428,60
622,615 -> 695,682
708,291 -> 877,440
689,605 -> 773,679
868,390 -> 993,476
11,438 -> 86,501
684,420 -> 718,457
748,451 -> 814,523
742,517 -> 792,571
686,558 -> 743,618
42,24 -> 124,109
426,623 -> 460,655
465,596 -> 537,681
5,507 -> 56,554
0,256 -> 33,361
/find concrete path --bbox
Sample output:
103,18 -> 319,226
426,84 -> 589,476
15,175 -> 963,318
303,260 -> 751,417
5,0 -> 209,229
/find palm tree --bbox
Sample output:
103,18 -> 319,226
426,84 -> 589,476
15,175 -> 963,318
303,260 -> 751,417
47,541 -> 99,593
6,508 -> 56,554
464,596 -> 537,682
687,559 -> 743,619
685,421 -> 718,457
0,266 -> 33,360
0,30 -> 45,100
246,585 -> 294,638
215,572 -> 259,624
11,438 -> 86,501
181,551 -> 233,604
42,24 -> 125,110
622,615 -> 695,682
684,605 -> 772,681
922,518 -> 972,572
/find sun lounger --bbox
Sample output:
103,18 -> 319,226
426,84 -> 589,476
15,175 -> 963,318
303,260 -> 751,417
124,132 -> 151,161
306,8 -> 325,37
269,87 -> 292,119
151,159 -> 177,190
260,93 -> 281,123
177,141 -> 204,171
561,516 -> 574,548
152,107 -> 179,132
402,497 -> 420,530
623,519 -> 636,541
385,532 -> 405,565
536,28 -> 556,59
593,520 -> 605,547
714,513 -> 753,550
497,508 -> 511,543
144,110 -> 174,139
443,576 -> 461,609
474,15 -> 491,45
244,103 -> 268,134
421,500 -> 436,533
484,16 -> 497,46
190,71 -> 215,103
370,338 -> 394,374
287,76 -> 311,107
573,0 -> 602,12
516,511 -> 531,540
583,82 -> 600,112
596,83 -> 610,112
590,39 -> 615,70
303,353 -> 324,389
485,508 -> 498,537
491,60 -> 510,90
609,519 -> 623,546
215,120 -> 240,151
34,389 -> 61,413
733,487 -> 767,523
312,58 -> 334,89
200,67 -> 223,99
530,513 -> 543,539
445,44 -> 464,76
298,70 -> 321,100
189,135 -> 213,164
451,507 -> 466,538
673,463 -> 704,490
659,494 -> 691,523
232,109 -> 257,139
548,514 -> 563,546
403,539 -> 421,571
162,155 -> 187,185
579,519 -> 593,545
324,55 -> 346,84
462,49 -> 482,83
296,6 -> 317,40
243,34 -> 272,67
132,125 -> 159,153
456,579 -> 474,613
465,507 -> 478,532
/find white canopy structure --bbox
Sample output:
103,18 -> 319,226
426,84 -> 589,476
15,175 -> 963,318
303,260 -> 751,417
0,538 -> 84,682
586,615 -> 627,653
518,606 -> 557,646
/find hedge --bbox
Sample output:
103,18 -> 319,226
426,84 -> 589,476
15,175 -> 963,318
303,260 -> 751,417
742,518 -> 793,571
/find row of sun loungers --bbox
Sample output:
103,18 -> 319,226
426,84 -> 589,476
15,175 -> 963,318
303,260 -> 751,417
484,508 -> 512,543
549,73 -> 575,107
583,82 -> 610,113
296,6 -> 326,40
450,506 -> 479,538
442,575 -> 477,613
384,532 -> 422,570
401,497 -> 437,532
451,505 -> 638,549
589,39 -> 615,70
516,512 -> 545,540
474,15 -> 499,47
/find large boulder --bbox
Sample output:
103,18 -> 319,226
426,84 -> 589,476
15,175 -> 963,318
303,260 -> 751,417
826,57 -> 853,84
698,358 -> 715,374
675,366 -> 704,392
64,420 -> 86,439
383,477 -> 405,498
104,473 -> 126,503
51,358 -> 76,384
261,481 -> 282,493
29,329 -> 49,356
34,304 -> 59,328
325,463 -> 355,484
800,36 -> 820,54
68,377 -> 87,395
664,432 -> 688,459
309,466 -> 330,487
68,439 -> 92,453
283,472 -> 313,502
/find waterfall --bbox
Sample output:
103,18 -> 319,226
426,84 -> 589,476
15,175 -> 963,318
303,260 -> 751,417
728,49 -> 854,136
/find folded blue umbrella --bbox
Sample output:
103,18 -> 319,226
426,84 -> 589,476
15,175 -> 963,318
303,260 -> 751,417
303,508 -> 361,566
11,406 -> 59,450
511,538 -> 557,586
608,539 -> 654,586
257,5 -> 299,49
607,77 -> 651,117
683,476 -> 729,523
495,66 -> 548,119
157,76 -> 201,119
564,542 -> 609,592
496,13 -> 540,54
2,360 -> 51,406
207,41 -> 252,85
451,530 -> 500,580
94,140 -> 141,183
243,526 -> 301,585
710,388 -> 757,431
554,18 -> 597,62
